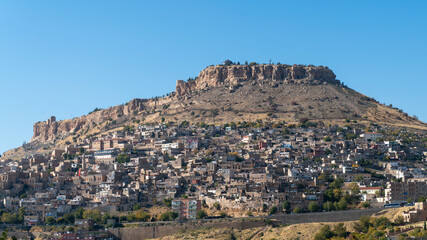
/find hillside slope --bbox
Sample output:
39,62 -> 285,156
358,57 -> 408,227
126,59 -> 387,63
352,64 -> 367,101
2,64 -> 426,159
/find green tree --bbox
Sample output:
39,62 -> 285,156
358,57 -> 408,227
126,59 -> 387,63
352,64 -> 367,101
269,206 -> 278,215
45,216 -> 56,225
1,212 -> 18,224
83,209 -> 102,223
373,217 -> 392,228
314,225 -> 334,240
133,203 -> 142,211
116,153 -> 130,163
293,207 -> 303,214
262,204 -> 268,212
361,201 -> 370,208
196,210 -> 208,219
159,211 -> 174,221
323,201 -> 335,211
122,125 -> 134,133
334,223 -> 348,238
349,182 -> 360,195
134,210 -> 150,222
75,207 -> 85,219
163,198 -> 172,207
63,213 -> 75,224
101,212 -> 111,224
417,196 -> 427,202
79,147 -> 85,155
354,216 -> 371,233
308,202 -> 320,212
282,200 -> 291,213
18,207 -> 25,223
335,198 -> 348,211
0,230 -> 7,240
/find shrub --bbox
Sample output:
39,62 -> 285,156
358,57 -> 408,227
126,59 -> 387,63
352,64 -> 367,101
308,202 -> 320,212
45,216 -> 56,225
361,201 -> 370,208
314,225 -> 334,240
159,211 -> 178,221
269,206 -> 278,215
132,203 -> 141,211
196,210 -> 208,219
116,153 -> 130,163
213,202 -> 221,210
293,207 -> 303,214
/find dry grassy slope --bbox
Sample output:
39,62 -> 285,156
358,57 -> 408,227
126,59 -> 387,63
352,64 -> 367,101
148,83 -> 426,130
154,208 -> 412,240
2,80 -> 426,160
153,221 -> 357,240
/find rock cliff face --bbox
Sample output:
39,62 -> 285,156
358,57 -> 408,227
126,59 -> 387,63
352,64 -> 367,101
31,64 -> 339,143
30,63 -> 425,146
175,64 -> 338,96
32,99 -> 145,142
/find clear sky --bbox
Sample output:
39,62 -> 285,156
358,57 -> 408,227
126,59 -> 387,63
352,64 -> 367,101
0,1 -> 426,154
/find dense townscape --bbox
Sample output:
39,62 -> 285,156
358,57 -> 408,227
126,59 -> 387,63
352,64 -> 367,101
0,118 -> 426,238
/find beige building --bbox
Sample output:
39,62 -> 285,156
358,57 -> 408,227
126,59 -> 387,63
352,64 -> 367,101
402,201 -> 427,223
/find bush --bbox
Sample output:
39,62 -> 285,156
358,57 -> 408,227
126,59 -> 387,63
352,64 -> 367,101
116,153 -> 130,163
133,203 -> 141,211
323,201 -> 335,211
269,206 -> 278,215
83,209 -> 102,223
134,210 -> 151,222
333,223 -> 348,238
335,199 -> 348,210
213,202 -> 221,210
314,225 -> 334,240
293,207 -> 303,214
159,211 -> 178,221
354,216 -> 371,233
282,200 -> 291,213
262,204 -> 268,212
63,213 -> 75,224
196,210 -> 208,219
163,198 -> 172,208
361,201 -> 370,208
308,202 -> 320,212
45,216 -> 56,225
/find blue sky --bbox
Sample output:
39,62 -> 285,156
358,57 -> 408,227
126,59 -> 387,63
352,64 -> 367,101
0,1 -> 426,154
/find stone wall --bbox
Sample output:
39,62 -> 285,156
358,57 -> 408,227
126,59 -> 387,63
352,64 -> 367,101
109,208 -> 382,240
269,208 -> 382,225
109,220 -> 266,240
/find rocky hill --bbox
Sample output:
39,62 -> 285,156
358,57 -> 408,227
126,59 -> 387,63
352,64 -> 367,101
7,63 -> 426,156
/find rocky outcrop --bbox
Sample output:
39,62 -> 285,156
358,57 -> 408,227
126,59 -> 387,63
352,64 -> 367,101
176,64 -> 338,96
30,64 -> 340,143
31,98 -> 145,142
